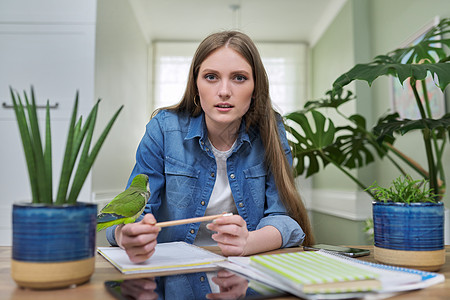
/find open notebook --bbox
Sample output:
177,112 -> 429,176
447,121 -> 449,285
98,242 -> 225,274
250,251 -> 382,294
218,250 -> 444,299
99,243 -> 444,298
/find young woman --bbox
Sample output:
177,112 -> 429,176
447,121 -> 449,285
106,30 -> 314,263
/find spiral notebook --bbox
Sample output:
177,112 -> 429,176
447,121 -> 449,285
250,251 -> 383,294
219,250 -> 444,299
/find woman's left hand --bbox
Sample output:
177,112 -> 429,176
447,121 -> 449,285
206,214 -> 249,256
206,270 -> 248,299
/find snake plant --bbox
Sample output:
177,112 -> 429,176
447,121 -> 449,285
10,86 -> 123,205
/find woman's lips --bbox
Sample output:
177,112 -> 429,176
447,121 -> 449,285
215,103 -> 233,111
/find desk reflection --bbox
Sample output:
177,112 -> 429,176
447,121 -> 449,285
105,270 -> 274,300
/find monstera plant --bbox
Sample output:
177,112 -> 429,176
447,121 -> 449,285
285,18 -> 450,200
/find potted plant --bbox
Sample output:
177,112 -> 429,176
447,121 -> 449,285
284,18 -> 449,269
369,176 -> 444,271
284,21 -> 449,229
285,18 -> 450,197
9,86 -> 123,289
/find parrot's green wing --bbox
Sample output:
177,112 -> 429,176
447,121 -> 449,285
96,188 -> 147,231
97,174 -> 149,232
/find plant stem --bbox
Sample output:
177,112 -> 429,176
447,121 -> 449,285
411,80 -> 438,194
410,79 -> 427,119
421,79 -> 446,194
421,80 -> 433,119
435,135 -> 447,194
423,128 -> 439,194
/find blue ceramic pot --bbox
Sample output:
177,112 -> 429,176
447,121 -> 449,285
12,202 -> 97,262
373,201 -> 444,251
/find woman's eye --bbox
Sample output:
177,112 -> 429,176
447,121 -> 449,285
205,74 -> 217,81
234,75 -> 247,82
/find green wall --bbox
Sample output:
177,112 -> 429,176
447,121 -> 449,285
94,0 -> 149,246
369,0 -> 450,198
309,0 -> 450,244
312,212 -> 371,245
311,0 -> 357,191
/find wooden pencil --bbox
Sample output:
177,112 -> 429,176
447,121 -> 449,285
155,213 -> 233,228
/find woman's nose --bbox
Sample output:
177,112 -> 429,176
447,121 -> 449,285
218,80 -> 231,99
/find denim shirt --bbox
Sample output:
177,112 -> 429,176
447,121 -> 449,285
106,109 -> 305,247
155,272 -> 260,299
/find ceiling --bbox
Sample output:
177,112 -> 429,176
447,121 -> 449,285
129,0 -> 347,46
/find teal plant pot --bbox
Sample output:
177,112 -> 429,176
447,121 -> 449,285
373,202 -> 444,250
372,201 -> 445,271
11,202 -> 97,289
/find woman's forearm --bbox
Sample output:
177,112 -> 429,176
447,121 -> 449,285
244,225 -> 282,256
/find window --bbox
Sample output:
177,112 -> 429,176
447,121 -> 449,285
153,41 -> 307,115
153,42 -> 198,110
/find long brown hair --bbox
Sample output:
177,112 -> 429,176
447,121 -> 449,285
162,31 -> 314,245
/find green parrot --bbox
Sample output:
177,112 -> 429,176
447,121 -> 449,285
96,174 -> 150,232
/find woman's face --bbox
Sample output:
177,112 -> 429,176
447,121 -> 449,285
197,46 -> 254,135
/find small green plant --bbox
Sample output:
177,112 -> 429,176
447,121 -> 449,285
11,86 -> 123,205
367,176 -> 439,204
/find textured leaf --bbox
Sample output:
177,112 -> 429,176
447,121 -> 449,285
55,93 -> 79,204
374,113 -> 450,143
331,114 -> 388,169
25,88 -> 51,203
333,18 -> 450,92
333,63 -> 450,92
388,18 -> 450,64
285,110 -> 336,177
285,109 -> 396,178
303,90 -> 355,111
44,100 -> 52,202
67,102 -> 123,204
10,88 -> 39,203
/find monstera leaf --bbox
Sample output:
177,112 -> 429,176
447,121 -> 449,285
333,63 -> 450,93
333,18 -> 450,92
303,90 -> 355,112
284,110 -> 335,177
374,113 -> 450,143
331,114 -> 391,169
388,18 -> 450,64
285,109 -> 388,177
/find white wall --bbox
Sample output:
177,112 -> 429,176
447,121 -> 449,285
92,0 -> 150,199
0,0 -> 97,245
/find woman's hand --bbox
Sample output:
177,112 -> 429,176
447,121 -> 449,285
206,214 -> 249,256
115,214 -> 161,263
206,270 -> 248,299
121,278 -> 158,300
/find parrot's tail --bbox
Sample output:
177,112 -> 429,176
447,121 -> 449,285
96,223 -> 109,232
96,217 -> 136,232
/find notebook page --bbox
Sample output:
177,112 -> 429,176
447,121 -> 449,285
98,241 -> 226,274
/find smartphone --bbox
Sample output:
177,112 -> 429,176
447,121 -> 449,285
303,244 -> 370,257
104,271 -> 287,300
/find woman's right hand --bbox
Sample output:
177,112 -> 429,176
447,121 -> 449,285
115,214 -> 161,263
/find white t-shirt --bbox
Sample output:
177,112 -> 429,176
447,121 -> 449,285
194,139 -> 238,246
